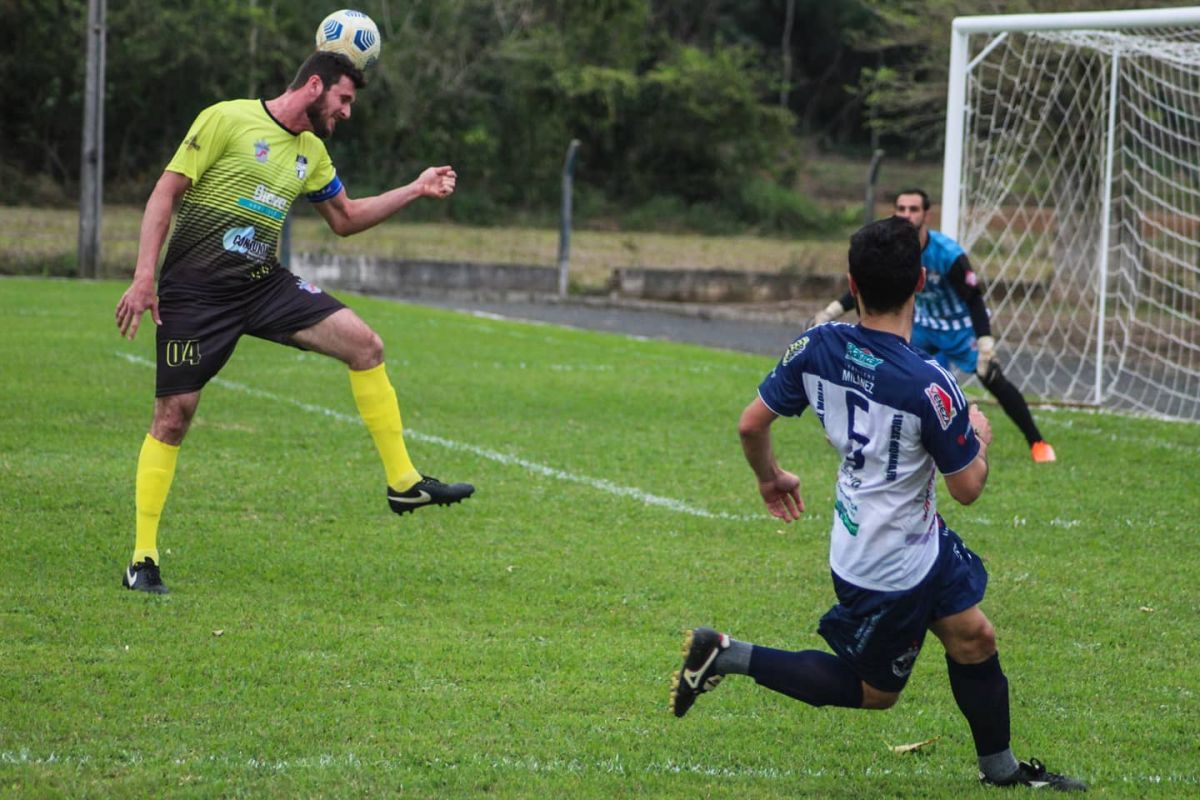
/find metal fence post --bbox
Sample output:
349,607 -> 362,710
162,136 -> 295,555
864,149 -> 884,225
280,211 -> 292,270
557,139 -> 581,299
77,0 -> 106,279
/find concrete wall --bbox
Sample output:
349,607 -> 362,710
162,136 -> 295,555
610,267 -> 845,303
290,253 -> 848,303
291,253 -> 558,295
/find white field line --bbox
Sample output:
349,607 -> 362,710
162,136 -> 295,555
461,308 -> 653,343
115,352 -> 758,521
2,749 -> 1196,787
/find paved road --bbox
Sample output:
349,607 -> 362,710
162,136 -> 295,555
397,294 -> 822,357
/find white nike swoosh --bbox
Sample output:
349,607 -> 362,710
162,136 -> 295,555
389,490 -> 432,504
126,568 -> 137,587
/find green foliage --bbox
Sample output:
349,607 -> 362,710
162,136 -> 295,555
2,278 -> 1199,796
633,46 -> 795,203
734,177 -> 831,234
25,1 -> 1193,224
0,0 -> 810,231
854,0 -> 1200,157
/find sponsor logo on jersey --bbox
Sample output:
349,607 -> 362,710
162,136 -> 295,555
925,382 -> 956,429
254,139 -> 270,163
222,225 -> 273,262
845,342 -> 884,370
184,135 -> 200,151
835,485 -> 860,536
835,499 -> 860,536
165,339 -> 201,367
839,462 -> 863,489
295,155 -> 308,180
235,184 -> 288,220
252,184 -> 288,211
781,335 -> 810,366
296,279 -> 323,295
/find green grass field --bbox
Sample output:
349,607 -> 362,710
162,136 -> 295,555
2,277 -> 1197,798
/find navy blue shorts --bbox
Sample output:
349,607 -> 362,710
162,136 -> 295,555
155,268 -> 344,397
816,523 -> 988,693
911,325 -> 979,374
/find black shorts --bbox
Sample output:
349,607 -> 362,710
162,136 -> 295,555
155,268 -> 345,396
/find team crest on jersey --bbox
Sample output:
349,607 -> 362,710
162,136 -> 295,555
254,139 -> 270,163
925,383 -> 956,429
782,335 -> 810,366
295,155 -> 308,180
845,342 -> 884,370
296,278 -> 322,295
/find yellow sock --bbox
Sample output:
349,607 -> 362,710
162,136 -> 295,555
349,363 -> 420,491
133,434 -> 180,564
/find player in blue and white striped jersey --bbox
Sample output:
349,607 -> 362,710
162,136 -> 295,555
810,189 -> 1057,463
670,217 -> 1086,792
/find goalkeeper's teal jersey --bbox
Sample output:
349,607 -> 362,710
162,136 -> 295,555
160,99 -> 342,288
913,230 -> 972,333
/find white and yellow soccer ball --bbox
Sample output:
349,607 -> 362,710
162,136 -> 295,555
315,9 -> 381,71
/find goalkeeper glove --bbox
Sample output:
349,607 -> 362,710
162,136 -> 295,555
809,299 -> 847,328
975,335 -> 996,378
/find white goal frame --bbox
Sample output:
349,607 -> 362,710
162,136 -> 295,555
941,7 -> 1200,420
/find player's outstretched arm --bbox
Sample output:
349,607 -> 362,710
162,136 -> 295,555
314,166 -> 456,237
738,397 -> 805,521
115,170 -> 191,340
944,403 -> 992,505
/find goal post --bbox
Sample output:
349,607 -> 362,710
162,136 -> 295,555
941,7 -> 1200,421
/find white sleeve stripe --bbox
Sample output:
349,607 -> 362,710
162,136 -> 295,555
929,361 -> 966,407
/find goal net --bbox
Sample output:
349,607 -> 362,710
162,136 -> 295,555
942,9 -> 1200,421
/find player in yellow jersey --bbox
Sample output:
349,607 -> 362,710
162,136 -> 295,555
114,52 -> 473,594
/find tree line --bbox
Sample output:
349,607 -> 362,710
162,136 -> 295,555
1,0 -> 1185,232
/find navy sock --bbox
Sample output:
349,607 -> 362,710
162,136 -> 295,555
946,653 -> 1011,757
748,646 -> 864,708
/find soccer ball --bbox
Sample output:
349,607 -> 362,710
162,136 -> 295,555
315,9 -> 381,71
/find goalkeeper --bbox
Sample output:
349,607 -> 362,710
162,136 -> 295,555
809,189 -> 1056,463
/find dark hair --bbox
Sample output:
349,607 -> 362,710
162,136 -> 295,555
848,216 -> 922,314
895,188 -> 931,210
289,50 -> 365,92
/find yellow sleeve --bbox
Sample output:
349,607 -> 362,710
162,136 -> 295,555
164,103 -> 231,183
302,138 -> 342,202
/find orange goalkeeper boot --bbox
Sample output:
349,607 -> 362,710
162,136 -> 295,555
1030,441 -> 1057,463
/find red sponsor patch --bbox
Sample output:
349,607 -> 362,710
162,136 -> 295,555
925,383 -> 956,430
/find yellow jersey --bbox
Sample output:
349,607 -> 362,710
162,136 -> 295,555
160,99 -> 341,287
